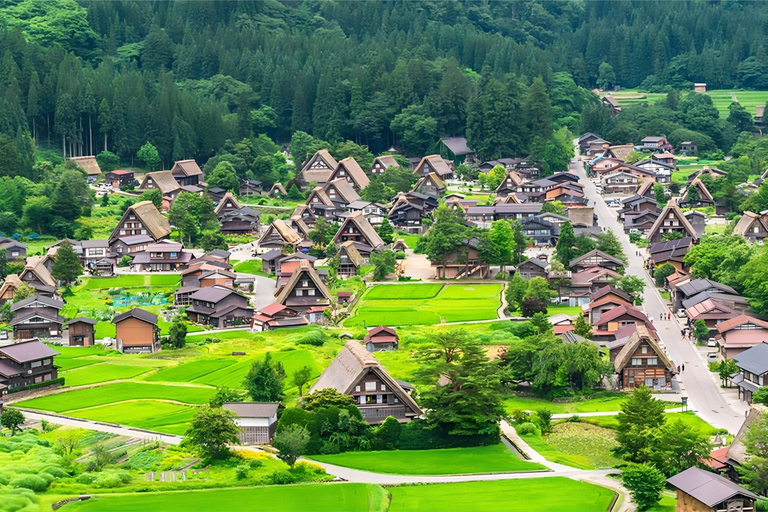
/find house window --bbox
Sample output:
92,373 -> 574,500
631,358 -> 642,366
647,357 -> 658,365
628,376 -> 634,384
365,382 -> 376,391
381,384 -> 386,391
307,289 -> 315,296
355,385 -> 360,392
641,346 -> 648,354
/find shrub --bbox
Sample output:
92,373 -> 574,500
76,473 -> 97,485
517,422 -> 539,435
10,474 -> 49,492
536,409 -> 553,433
248,459 -> 263,469
373,416 -> 402,450
394,251 -> 406,259
269,470 -> 295,485
42,466 -> 68,479
0,471 -> 13,485
235,465 -> 249,480
511,410 -> 531,424
297,331 -> 326,346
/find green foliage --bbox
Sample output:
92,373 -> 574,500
137,142 -> 161,171
524,277 -> 556,302
693,319 -> 709,341
596,230 -> 627,265
609,275 -> 645,303
506,273 -> 528,312
654,263 -> 676,287
615,387 -> 666,463
373,417 -> 402,450
168,316 -> 188,349
183,406 -> 240,460
573,315 -> 593,338
292,366 -> 313,397
243,353 -> 285,402
520,298 -> 547,317
273,424 -> 310,468
540,201 -> 565,216
418,330 -> 505,437
370,249 -> 396,281
209,387 -> 244,408
621,463 -> 665,511
739,414 -> 768,495
301,388 -> 355,411
0,409 -> 24,435
168,192 -> 217,245
479,220 -> 515,271
96,151 -> 120,173
206,161 -> 240,192
653,183 -> 666,205
684,235 -> 753,290
51,242 -> 82,286
376,219 -> 394,245
661,231 -> 684,241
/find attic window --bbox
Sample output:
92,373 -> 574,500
365,382 -> 376,391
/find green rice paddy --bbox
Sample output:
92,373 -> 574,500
62,363 -> 155,386
16,382 -> 215,413
311,445 -> 546,475
606,88 -> 768,118
68,400 -> 197,434
81,274 -> 180,290
60,479 -> 614,512
345,284 -> 503,326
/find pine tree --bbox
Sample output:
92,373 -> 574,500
51,242 -> 83,286
554,221 -> 577,267
524,77 -> 553,144
376,219 -> 394,244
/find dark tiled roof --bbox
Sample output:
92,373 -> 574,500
112,308 -> 158,325
0,339 -> 59,363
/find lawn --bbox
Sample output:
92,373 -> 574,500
584,411 -> 717,434
387,477 -> 616,512
144,359 -> 236,383
311,444 -> 546,475
396,233 -> 421,250
520,422 -> 622,470
80,274 -> 180,290
506,392 -> 681,414
345,284 -> 503,326
233,259 -> 271,277
509,304 -> 583,317
607,88 -> 768,118
660,291 -> 671,301
62,483 -> 389,512
62,363 -> 156,386
16,382 -> 215,413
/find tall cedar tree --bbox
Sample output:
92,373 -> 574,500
615,387 -> 666,463
418,330 -> 505,436
554,221 -> 577,266
51,242 -> 83,286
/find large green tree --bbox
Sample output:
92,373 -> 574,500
243,353 -> 286,402
184,406 -> 241,460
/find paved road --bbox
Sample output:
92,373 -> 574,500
569,153 -> 746,434
19,410 -> 182,445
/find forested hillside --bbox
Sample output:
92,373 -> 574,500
2,0 -> 768,177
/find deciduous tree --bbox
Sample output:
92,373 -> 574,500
184,406 -> 241,460
243,353 -> 285,402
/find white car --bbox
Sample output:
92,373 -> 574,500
707,352 -> 718,362
707,339 -> 718,348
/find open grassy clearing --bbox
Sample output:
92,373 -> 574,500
80,275 -> 181,290
311,444 -> 545,475
506,392 -> 681,414
583,411 -> 717,434
144,359 -> 236,383
509,304 -> 583,317
62,363 -> 156,386
387,477 -> 616,512
62,483 -> 389,512
520,422 -> 622,470
233,259 -> 272,277
16,382 -> 215,412
345,284 -> 503,326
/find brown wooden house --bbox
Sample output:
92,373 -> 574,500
112,308 -> 160,353
105,169 -> 135,187
413,155 -> 453,179
65,317 -> 97,347
109,201 -> 172,243
138,171 -> 182,200
300,150 -> 338,187
333,211 -> 385,258
411,172 -> 446,198
186,287 -> 253,328
308,340 -> 422,423
258,219 -> 302,250
430,237 -> 490,279
327,157 -> 369,190
515,258 -> 549,280
274,260 -> 332,318
733,212 -> 768,243
569,249 -> 625,273
0,339 -> 59,393
170,159 -> 203,186
371,155 -> 398,175
11,295 -> 65,340
613,325 -> 675,391
647,200 -> 700,243
668,467 -> 758,512
364,326 -> 399,352
337,241 -> 364,278
716,315 -> 768,360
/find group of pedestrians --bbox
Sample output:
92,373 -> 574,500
659,312 -> 673,321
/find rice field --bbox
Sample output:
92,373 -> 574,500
605,89 -> 768,118
345,284 -> 503,327
16,382 -> 216,413
67,400 -> 198,434
80,274 -> 181,290
62,363 -> 156,387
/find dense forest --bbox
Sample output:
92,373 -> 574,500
3,0 -> 768,178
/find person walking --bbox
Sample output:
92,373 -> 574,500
682,364 -> 685,372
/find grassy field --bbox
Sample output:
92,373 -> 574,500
16,382 -> 215,412
509,304 -> 583,317
311,445 -> 545,475
81,275 -> 181,290
506,392 -> 681,414
233,259 -> 271,277
345,283 -> 503,326
69,400 -> 198,434
606,88 -> 768,118
387,478 -> 616,512
62,483 -> 389,512
62,362 -> 157,386
520,422 -> 622,470
584,411 -> 717,434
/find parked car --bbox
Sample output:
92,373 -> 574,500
707,352 -> 718,362
707,339 -> 718,348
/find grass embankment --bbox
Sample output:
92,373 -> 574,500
345,283 -> 503,326
520,422 -> 622,470
506,392 -> 681,415
311,445 -> 545,475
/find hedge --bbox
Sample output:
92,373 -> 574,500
8,377 -> 65,394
